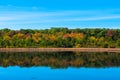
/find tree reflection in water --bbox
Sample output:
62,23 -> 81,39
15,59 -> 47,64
0,52 -> 120,68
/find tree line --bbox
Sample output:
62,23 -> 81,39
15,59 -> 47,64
0,28 -> 120,48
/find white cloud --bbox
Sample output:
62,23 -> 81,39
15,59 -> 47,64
0,9 -> 120,25
0,17 -> 14,21
64,15 -> 120,21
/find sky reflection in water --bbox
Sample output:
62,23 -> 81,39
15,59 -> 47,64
0,66 -> 120,80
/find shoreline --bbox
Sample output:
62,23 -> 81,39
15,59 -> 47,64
0,48 -> 120,52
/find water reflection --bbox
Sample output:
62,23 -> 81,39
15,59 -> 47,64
0,52 -> 120,68
0,52 -> 120,80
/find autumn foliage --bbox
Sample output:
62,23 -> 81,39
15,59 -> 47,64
0,28 -> 120,48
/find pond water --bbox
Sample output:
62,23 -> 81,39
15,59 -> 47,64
0,66 -> 120,80
0,52 -> 120,80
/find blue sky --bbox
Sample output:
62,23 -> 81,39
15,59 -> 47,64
0,0 -> 120,29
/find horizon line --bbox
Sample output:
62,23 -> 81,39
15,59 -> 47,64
0,27 -> 120,30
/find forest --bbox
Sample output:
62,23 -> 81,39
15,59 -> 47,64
0,28 -> 120,48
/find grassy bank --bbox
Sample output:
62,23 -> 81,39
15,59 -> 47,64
0,48 -> 120,52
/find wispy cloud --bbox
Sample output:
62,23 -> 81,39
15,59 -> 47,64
0,9 -> 120,29
0,5 -> 45,11
0,17 -> 14,21
0,10 -> 120,22
65,15 -> 120,21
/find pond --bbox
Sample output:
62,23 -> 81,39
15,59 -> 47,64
0,52 -> 120,80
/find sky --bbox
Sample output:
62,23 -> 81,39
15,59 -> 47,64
0,0 -> 120,30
